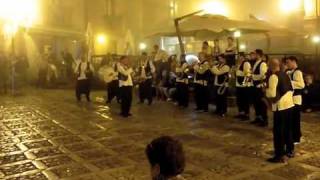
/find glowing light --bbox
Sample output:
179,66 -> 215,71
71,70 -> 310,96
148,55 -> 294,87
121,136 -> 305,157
312,35 -> 320,43
96,34 -> 106,45
201,1 -> 228,16
240,44 -> 246,50
139,43 -> 147,50
3,23 -> 18,36
280,0 -> 302,13
234,31 -> 241,38
304,0 -> 315,17
0,0 -> 39,27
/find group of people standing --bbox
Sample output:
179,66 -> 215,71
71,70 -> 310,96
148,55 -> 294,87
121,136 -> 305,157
74,38 -> 306,163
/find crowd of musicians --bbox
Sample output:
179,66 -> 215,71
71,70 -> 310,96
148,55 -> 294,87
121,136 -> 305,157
74,38 -> 306,163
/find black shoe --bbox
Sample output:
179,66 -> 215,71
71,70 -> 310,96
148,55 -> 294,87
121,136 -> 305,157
267,156 -> 288,163
234,114 -> 243,119
287,152 -> 295,158
257,121 -> 268,127
250,119 -> 261,124
239,115 -> 250,121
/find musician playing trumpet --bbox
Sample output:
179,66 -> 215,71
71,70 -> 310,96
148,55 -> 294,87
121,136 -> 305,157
194,52 -> 211,112
235,52 -> 252,120
137,52 -> 156,105
211,54 -> 230,117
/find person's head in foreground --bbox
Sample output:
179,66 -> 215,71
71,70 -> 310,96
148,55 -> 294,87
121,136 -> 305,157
146,136 -> 185,180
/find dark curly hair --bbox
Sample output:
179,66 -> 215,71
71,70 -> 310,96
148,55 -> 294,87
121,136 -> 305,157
146,136 -> 185,178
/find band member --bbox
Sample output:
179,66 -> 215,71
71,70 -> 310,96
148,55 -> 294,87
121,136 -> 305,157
106,60 -> 120,104
235,52 -> 252,120
225,37 -> 236,66
117,56 -> 134,117
266,58 -> 295,163
74,52 -> 94,102
211,54 -> 230,117
201,41 -> 212,56
213,39 -> 221,59
251,49 -> 268,127
175,55 -> 189,108
194,52 -> 210,112
286,56 -> 305,144
138,53 -> 156,105
153,45 -> 168,83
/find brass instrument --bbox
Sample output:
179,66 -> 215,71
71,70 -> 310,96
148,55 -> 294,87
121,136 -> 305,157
217,75 -> 229,95
214,63 -> 229,95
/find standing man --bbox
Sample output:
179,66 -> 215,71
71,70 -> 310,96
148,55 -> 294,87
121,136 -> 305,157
235,52 -> 252,120
266,58 -> 295,163
117,56 -> 134,117
175,56 -> 189,108
138,53 -> 156,105
74,52 -> 94,102
194,52 -> 210,112
211,54 -> 230,117
286,56 -> 305,144
106,60 -> 120,104
251,49 -> 268,127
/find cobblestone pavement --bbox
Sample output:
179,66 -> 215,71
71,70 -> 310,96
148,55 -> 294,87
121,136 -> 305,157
1,89 -> 320,180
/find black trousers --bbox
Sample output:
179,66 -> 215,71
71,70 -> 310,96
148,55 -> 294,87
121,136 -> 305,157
236,87 -> 250,115
292,105 -> 302,143
120,86 -> 133,116
176,82 -> 189,107
107,80 -> 119,103
273,108 -> 294,157
76,79 -> 91,101
216,87 -> 228,114
252,87 -> 268,122
139,79 -> 153,104
194,84 -> 209,111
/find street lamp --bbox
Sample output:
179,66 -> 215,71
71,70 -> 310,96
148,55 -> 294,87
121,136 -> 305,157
239,44 -> 246,51
200,1 -> 229,16
139,43 -> 147,51
280,0 -> 303,13
312,35 -> 320,43
96,34 -> 107,45
312,35 -> 320,60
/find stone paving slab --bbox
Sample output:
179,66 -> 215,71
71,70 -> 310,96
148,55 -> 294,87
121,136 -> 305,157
0,89 -> 320,179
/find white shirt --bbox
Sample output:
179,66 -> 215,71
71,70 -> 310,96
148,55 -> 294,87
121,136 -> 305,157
287,69 -> 305,105
211,64 -> 230,87
252,59 -> 268,82
75,60 -> 94,80
266,74 -> 294,112
117,63 -> 133,87
236,61 -> 252,87
154,49 -> 168,62
141,60 -> 156,79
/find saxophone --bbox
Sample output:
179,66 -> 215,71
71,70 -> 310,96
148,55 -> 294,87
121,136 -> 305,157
216,63 -> 229,95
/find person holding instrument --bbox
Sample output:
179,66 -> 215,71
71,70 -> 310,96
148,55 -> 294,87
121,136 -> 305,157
211,54 -> 230,117
117,56 -> 134,118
